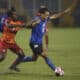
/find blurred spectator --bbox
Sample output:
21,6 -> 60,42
17,15 -> 27,22
0,8 -> 6,14
0,7 -> 7,32
72,0 -> 80,27
51,12 -> 60,27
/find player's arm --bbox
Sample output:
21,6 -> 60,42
31,19 -> 40,26
50,7 -> 71,19
7,23 -> 25,28
5,19 -> 40,29
25,18 -> 41,28
5,19 -> 26,28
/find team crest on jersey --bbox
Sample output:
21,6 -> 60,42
42,23 -> 46,32
34,45 -> 38,48
43,23 -> 46,27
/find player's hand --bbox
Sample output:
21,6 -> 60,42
31,19 -> 40,26
36,19 -> 41,24
21,23 -> 26,27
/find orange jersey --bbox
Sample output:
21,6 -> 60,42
1,19 -> 22,44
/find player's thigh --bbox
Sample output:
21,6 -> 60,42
29,43 -> 48,59
0,41 -> 7,61
32,53 -> 39,60
40,51 -> 48,58
9,43 -> 25,57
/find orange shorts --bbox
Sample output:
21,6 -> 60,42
0,39 -> 24,56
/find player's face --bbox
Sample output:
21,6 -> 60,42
41,11 -> 50,20
12,11 -> 17,20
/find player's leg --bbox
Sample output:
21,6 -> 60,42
45,27 -> 49,50
9,43 -> 25,72
22,43 -> 39,62
40,50 -> 56,71
40,45 -> 64,76
22,53 -> 38,62
0,49 -> 7,62
0,50 -> 6,62
0,41 -> 7,62
45,33 -> 48,50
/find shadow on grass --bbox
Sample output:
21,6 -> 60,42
0,71 -> 54,78
0,71 -> 80,80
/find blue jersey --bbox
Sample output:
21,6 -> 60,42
30,16 -> 49,44
0,14 -> 7,32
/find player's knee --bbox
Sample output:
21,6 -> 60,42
19,54 -> 25,59
18,50 -> 25,58
0,54 -> 5,62
41,53 -> 47,59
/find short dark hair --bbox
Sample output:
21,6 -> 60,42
7,7 -> 16,17
38,8 -> 49,14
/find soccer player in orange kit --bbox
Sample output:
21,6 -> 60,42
0,7 -> 26,72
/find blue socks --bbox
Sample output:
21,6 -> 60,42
22,56 -> 56,71
45,57 -> 56,71
22,56 -> 33,62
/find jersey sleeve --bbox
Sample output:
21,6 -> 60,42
32,16 -> 40,22
47,16 -> 50,21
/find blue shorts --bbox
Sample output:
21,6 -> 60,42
30,43 -> 43,54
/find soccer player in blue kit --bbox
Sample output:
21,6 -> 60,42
22,7 -> 71,75
0,7 -> 7,32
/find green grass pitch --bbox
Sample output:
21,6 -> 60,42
0,28 -> 80,80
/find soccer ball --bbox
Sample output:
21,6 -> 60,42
55,67 -> 64,76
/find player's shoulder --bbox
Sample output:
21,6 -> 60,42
33,16 -> 40,21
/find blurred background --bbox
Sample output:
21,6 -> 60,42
0,0 -> 80,27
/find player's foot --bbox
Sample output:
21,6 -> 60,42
54,67 -> 64,77
9,66 -> 20,72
